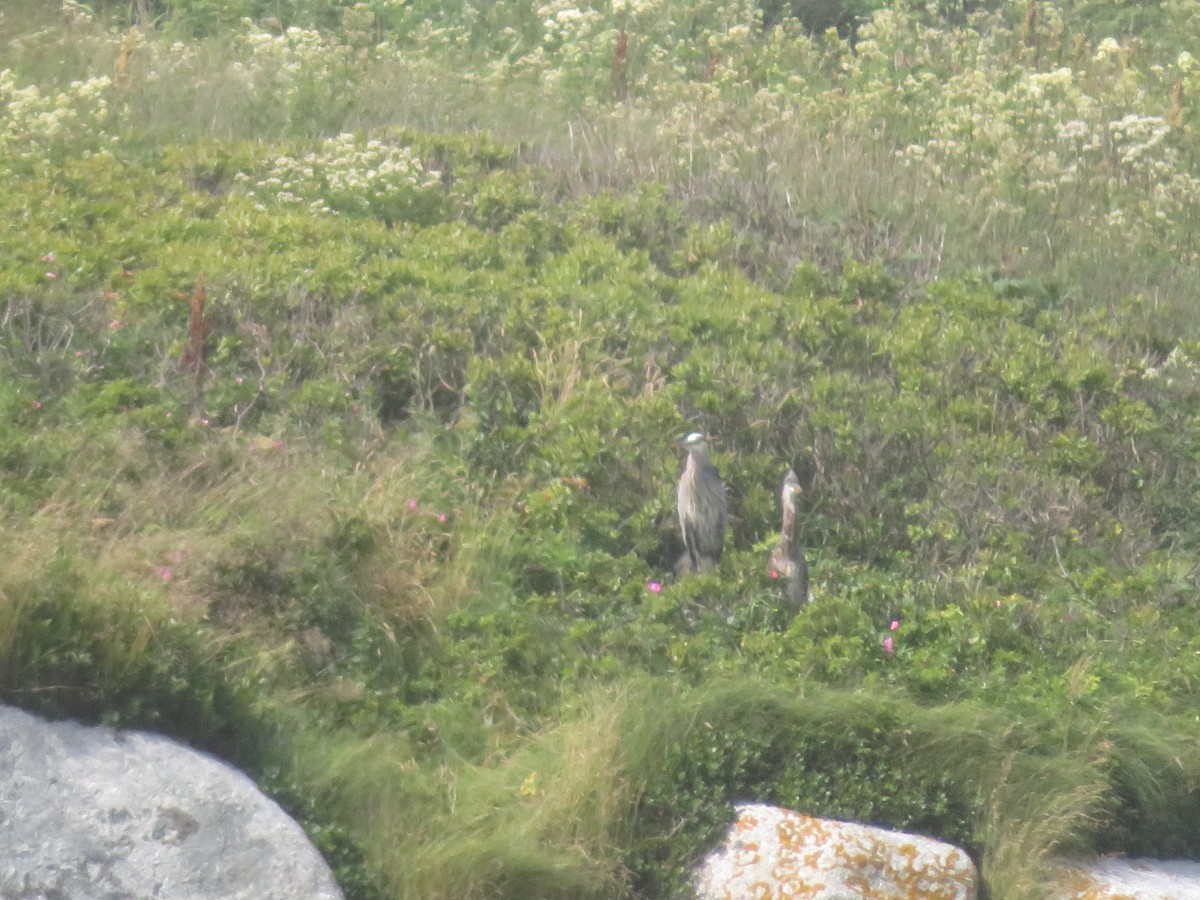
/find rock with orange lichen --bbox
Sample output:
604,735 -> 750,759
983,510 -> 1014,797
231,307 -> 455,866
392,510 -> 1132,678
693,803 -> 977,900
1054,858 -> 1200,899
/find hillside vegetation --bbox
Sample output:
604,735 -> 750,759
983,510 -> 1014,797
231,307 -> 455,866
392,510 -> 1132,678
4,0 -> 1200,897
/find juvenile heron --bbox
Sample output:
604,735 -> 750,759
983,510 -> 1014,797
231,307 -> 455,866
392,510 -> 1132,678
675,432 -> 728,575
769,468 -> 809,608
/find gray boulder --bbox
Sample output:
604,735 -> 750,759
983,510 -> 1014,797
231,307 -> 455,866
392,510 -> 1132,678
0,704 -> 343,900
1055,858 -> 1200,898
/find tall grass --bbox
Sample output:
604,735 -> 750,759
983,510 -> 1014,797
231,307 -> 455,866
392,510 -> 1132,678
268,681 -> 1118,898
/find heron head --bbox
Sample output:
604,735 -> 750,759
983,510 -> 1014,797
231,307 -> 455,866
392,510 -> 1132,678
782,469 -> 800,491
677,432 -> 708,454
781,469 -> 801,507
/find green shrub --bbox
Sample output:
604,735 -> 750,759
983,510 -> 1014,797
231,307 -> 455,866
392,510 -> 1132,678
0,551 -> 264,761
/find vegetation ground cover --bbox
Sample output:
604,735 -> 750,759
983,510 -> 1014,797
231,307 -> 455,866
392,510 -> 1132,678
4,0 -> 1200,897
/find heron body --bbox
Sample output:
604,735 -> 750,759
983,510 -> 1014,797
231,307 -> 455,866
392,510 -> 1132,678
676,433 -> 727,575
770,468 -> 809,608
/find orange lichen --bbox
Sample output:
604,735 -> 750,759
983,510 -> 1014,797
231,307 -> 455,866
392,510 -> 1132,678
739,811 -> 761,832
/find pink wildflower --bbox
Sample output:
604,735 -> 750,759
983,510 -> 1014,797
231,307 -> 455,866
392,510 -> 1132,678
883,636 -> 894,655
157,567 -> 173,581
890,620 -> 900,631
437,512 -> 448,523
46,272 -> 58,280
768,568 -> 779,579
31,400 -> 42,410
407,499 -> 419,511
646,581 -> 662,594
108,319 -> 120,330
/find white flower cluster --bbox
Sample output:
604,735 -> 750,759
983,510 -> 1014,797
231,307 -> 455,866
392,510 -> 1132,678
236,133 -> 442,218
1144,344 -> 1200,387
509,0 -> 762,93
234,23 -> 355,92
1109,114 -> 1171,170
60,0 -> 93,25
539,2 -> 606,48
611,0 -> 660,16
1093,37 -> 1123,63
0,69 -> 111,159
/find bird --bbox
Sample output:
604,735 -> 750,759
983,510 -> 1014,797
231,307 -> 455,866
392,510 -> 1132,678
675,432 -> 728,575
769,468 -> 809,609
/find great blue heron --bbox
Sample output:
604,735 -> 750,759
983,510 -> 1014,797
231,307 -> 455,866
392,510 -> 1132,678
675,432 -> 728,575
769,468 -> 809,608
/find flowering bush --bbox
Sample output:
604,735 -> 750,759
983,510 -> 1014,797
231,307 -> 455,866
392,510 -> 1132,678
0,70 -> 113,163
236,133 -> 444,223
